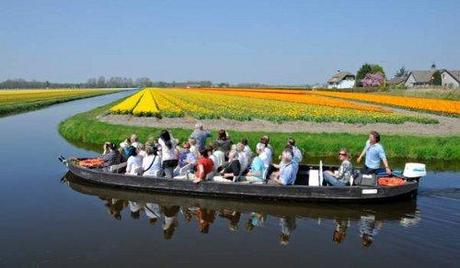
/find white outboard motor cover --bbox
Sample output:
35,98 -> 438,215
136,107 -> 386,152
403,163 -> 426,178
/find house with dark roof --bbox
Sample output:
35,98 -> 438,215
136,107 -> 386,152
403,69 -> 459,88
327,71 -> 355,89
404,70 -> 437,87
441,70 -> 460,88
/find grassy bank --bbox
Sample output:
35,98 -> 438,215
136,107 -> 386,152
59,102 -> 460,161
0,89 -> 124,117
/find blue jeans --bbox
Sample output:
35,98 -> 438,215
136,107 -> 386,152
323,172 -> 346,187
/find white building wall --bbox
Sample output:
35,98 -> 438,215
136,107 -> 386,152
337,80 -> 355,89
441,71 -> 460,88
405,74 -> 416,87
327,83 -> 337,89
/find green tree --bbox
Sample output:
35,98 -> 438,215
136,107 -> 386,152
433,70 -> 442,86
395,66 -> 409,78
356,63 -> 373,83
371,64 -> 386,78
96,76 -> 106,88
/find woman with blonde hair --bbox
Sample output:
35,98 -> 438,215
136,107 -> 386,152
323,148 -> 353,186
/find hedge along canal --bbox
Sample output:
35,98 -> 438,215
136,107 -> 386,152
58,101 -> 460,163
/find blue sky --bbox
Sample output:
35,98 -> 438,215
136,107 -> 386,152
0,0 -> 459,84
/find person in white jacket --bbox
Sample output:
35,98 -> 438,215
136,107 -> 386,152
158,130 -> 178,178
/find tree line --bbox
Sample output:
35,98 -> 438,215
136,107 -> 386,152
0,77 -> 309,90
0,77 -> 218,89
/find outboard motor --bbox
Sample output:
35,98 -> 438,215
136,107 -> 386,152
403,163 -> 426,182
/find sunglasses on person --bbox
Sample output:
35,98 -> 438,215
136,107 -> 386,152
338,152 -> 347,156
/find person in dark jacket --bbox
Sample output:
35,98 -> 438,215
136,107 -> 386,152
219,150 -> 241,181
213,129 -> 233,155
100,142 -> 121,167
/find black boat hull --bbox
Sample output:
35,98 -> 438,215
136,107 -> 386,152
65,160 -> 419,203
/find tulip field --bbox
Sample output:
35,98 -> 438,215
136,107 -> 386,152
197,88 -> 460,116
0,88 -> 118,116
110,88 -> 438,124
309,91 -> 460,116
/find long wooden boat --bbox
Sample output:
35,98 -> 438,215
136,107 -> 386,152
62,158 -> 420,203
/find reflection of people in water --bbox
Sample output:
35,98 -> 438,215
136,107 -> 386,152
181,207 -> 194,223
145,203 -> 161,225
218,209 -> 241,231
185,207 -> 216,233
246,212 -> 265,231
279,216 -> 297,246
103,198 -> 127,220
162,206 -> 180,240
332,220 -> 348,244
128,201 -> 144,219
197,208 -> 216,233
359,214 -> 383,247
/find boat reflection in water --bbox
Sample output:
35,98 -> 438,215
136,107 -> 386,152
63,172 -> 421,247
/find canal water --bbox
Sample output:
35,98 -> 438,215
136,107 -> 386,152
0,92 -> 459,267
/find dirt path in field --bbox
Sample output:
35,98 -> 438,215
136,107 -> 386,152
99,101 -> 460,136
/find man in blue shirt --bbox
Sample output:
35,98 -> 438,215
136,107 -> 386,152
357,131 -> 391,175
178,143 -> 196,168
190,123 -> 211,150
244,143 -> 267,183
272,149 -> 298,185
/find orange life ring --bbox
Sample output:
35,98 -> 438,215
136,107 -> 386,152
378,177 -> 405,186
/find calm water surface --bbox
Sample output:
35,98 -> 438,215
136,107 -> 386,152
0,92 -> 459,267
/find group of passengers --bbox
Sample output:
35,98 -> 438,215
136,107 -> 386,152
98,122 -> 390,187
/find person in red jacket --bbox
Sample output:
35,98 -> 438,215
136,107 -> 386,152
193,148 -> 214,183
